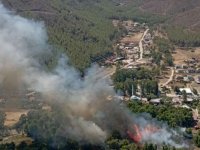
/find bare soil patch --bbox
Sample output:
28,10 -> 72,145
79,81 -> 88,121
4,110 -> 28,127
0,135 -> 33,145
173,48 -> 200,64
121,32 -> 143,44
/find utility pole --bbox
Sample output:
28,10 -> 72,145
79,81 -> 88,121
132,84 -> 134,96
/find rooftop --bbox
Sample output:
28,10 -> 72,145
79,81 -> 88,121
180,88 -> 192,94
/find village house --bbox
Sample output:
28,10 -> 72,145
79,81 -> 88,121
175,75 -> 184,82
180,88 -> 194,96
175,69 -> 185,74
130,95 -> 141,101
114,56 -> 125,62
186,68 -> 196,74
144,50 -> 151,55
133,46 -> 139,51
181,104 -> 191,109
182,64 -> 188,69
119,45 -> 125,50
149,98 -> 161,105
183,76 -> 190,82
196,68 -> 200,73
175,64 -> 188,70
187,75 -> 194,81
195,76 -> 200,84
175,64 -> 182,69
133,22 -> 139,27
186,98 -> 194,103
184,58 -> 197,64
134,55 -> 139,59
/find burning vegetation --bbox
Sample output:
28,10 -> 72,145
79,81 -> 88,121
127,124 -> 159,143
0,3 -> 192,149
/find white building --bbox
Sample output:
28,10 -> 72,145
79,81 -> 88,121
130,95 -> 141,101
179,88 -> 193,96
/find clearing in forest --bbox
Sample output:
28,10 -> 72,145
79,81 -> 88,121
121,32 -> 143,43
4,110 -> 28,127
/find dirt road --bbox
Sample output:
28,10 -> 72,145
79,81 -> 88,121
193,109 -> 199,121
137,29 -> 149,62
162,68 -> 174,87
122,29 -> 150,69
101,28 -> 150,80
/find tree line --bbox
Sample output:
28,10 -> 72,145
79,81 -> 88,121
112,68 -> 159,98
166,26 -> 200,47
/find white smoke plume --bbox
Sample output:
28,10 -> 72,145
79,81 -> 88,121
132,114 -> 189,148
0,3 -> 189,148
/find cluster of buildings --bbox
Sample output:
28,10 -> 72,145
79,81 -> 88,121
118,21 -> 144,64
163,57 -> 200,108
111,20 -> 154,69
105,21 -> 144,66
117,42 -> 140,62
121,20 -> 145,34
112,20 -> 200,109
174,58 -> 200,84
142,32 -> 153,56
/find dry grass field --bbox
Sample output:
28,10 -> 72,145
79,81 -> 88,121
172,48 -> 200,64
4,110 -> 28,127
121,32 -> 143,44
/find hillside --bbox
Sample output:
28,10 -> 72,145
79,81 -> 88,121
1,0 -> 164,70
0,1 -> 200,149
2,0 -> 200,70
138,0 -> 200,30
1,0 -> 124,71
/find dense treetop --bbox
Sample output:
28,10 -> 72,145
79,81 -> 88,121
2,0 -> 164,71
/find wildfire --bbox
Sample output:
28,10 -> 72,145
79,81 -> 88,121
127,124 -> 159,143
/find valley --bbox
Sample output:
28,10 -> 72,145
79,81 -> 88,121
0,0 -> 200,150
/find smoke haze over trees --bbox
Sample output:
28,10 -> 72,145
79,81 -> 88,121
0,0 -> 166,71
0,3 -> 191,149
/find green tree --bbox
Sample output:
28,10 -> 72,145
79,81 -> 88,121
0,112 -> 5,129
193,88 -> 199,96
194,131 -> 200,147
144,143 -> 157,150
182,90 -> 187,103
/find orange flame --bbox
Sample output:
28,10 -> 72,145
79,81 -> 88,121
127,124 -> 159,143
